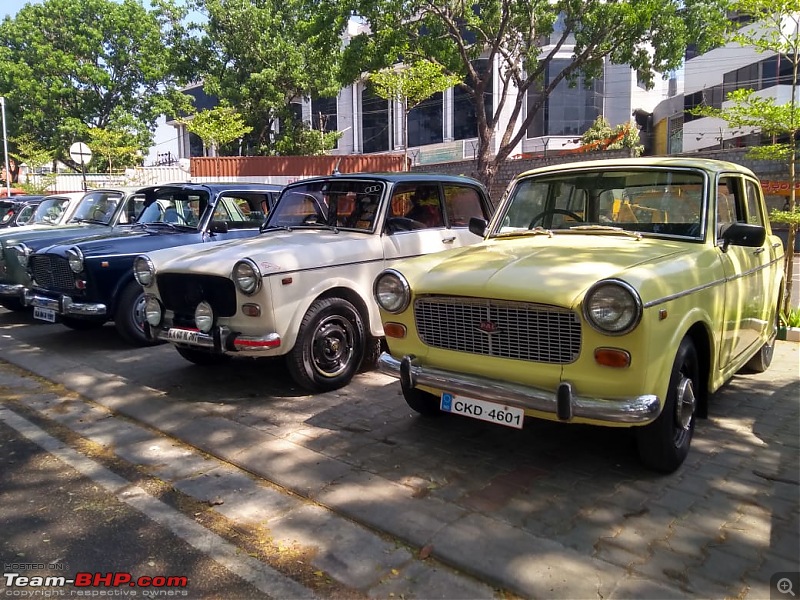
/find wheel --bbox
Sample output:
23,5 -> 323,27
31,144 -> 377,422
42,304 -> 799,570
359,335 -> 383,373
114,281 -> 163,347
402,387 -> 441,416
742,307 -> 778,374
286,297 -> 365,392
636,337 -> 699,473
528,208 -> 583,229
175,345 -> 231,366
0,297 -> 29,312
61,316 -> 105,330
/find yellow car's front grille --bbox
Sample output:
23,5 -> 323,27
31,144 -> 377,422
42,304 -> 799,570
414,295 -> 581,364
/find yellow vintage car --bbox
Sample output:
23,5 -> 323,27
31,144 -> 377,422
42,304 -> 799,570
373,157 -> 785,472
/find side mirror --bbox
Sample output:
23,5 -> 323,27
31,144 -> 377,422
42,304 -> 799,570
468,217 -> 488,237
209,220 -> 229,234
720,222 -> 765,251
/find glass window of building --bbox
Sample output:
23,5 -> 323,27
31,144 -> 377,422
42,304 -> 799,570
408,92 -> 444,147
361,87 -> 389,153
453,59 -> 493,141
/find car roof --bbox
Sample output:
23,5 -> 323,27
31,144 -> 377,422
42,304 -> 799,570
134,182 -> 285,194
284,172 -> 484,188
516,157 -> 757,179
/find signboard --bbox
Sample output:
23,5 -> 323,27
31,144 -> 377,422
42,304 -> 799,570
69,142 -> 92,165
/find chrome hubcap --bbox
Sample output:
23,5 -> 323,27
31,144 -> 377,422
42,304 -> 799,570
674,375 -> 696,446
311,315 -> 354,378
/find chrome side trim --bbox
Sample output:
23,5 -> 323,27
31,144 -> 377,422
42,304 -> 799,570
378,352 -> 661,425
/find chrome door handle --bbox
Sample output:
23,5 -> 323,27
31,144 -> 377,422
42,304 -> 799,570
442,236 -> 456,244
754,247 -> 765,255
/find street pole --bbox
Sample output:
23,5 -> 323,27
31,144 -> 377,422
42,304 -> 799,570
0,96 -> 11,198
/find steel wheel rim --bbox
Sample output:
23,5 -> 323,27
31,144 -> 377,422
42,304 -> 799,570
311,315 -> 354,378
133,293 -> 147,333
673,375 -> 696,447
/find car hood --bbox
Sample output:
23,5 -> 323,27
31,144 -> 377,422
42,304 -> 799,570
149,229 -> 378,276
397,234 -> 699,308
37,226 -> 208,258
0,223 -> 111,251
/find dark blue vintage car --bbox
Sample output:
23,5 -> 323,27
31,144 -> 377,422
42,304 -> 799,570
24,182 -> 283,346
0,187 -> 146,311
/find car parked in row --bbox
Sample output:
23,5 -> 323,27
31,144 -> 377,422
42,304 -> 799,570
133,173 -> 493,391
24,183 -> 283,346
373,157 -> 785,473
0,195 -> 46,228
0,188 -> 146,311
10,192 -> 86,231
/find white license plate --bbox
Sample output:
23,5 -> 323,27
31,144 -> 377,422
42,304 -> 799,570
167,328 -> 201,344
440,393 -> 524,429
33,307 -> 56,323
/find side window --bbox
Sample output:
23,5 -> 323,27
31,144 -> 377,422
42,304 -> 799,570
212,197 -> 237,222
389,184 -> 444,229
744,180 -> 765,226
443,185 -> 486,226
716,176 -> 741,236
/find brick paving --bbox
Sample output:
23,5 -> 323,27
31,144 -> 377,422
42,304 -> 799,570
0,307 -> 798,598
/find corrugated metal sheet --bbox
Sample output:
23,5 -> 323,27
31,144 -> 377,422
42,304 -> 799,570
190,155 -> 407,178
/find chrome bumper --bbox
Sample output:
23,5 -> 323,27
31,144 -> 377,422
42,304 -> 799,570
152,324 -> 281,356
24,292 -> 107,317
377,353 -> 661,425
0,283 -> 25,299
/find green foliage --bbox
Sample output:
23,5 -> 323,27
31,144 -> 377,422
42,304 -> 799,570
785,307 -> 800,328
580,117 -> 644,155
341,0 -> 731,186
273,120 -> 343,156
180,104 -> 253,156
87,110 -> 151,172
370,60 -> 461,112
195,0 -> 347,154
17,174 -> 57,195
0,0 -> 183,170
770,207 -> 800,226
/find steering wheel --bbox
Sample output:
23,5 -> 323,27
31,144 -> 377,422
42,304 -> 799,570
386,216 -> 427,232
528,209 -> 583,229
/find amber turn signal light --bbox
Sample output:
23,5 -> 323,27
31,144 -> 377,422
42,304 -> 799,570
383,322 -> 407,339
594,347 -> 631,368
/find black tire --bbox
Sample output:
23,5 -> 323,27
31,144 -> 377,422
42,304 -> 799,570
742,308 -> 778,374
287,297 -> 365,392
402,387 -> 441,416
359,335 -> 383,373
0,297 -> 29,312
175,345 -> 232,366
61,316 -> 106,330
114,281 -> 163,347
636,337 -> 699,473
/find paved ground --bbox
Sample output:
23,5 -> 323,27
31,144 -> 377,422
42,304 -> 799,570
0,307 -> 798,599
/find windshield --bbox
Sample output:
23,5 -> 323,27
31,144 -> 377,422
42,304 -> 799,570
69,191 -> 123,225
494,168 -> 707,240
266,180 -> 385,231
30,197 -> 71,225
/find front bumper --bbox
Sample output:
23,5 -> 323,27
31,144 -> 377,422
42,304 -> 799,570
24,291 -> 107,317
151,324 -> 281,356
377,353 -> 661,425
0,282 -> 25,300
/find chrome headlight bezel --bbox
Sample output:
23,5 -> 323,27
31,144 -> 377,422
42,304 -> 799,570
373,269 -> 411,314
65,246 -> 84,273
194,300 -> 214,333
11,243 -> 32,269
144,295 -> 163,327
232,259 -> 262,295
133,255 -> 156,287
583,279 -> 642,336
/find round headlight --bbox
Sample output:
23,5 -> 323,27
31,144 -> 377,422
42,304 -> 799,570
134,256 -> 155,287
144,295 -> 163,327
11,244 -> 31,269
232,259 -> 261,295
195,301 -> 214,333
66,246 -> 84,273
583,280 -> 642,335
374,269 -> 410,314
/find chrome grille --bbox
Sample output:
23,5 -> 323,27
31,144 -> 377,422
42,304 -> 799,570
415,296 -> 581,364
30,255 -> 75,291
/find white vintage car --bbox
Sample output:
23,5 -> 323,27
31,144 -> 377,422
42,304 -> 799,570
134,173 -> 494,391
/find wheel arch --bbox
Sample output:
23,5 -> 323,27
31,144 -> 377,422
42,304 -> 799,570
684,321 -> 711,418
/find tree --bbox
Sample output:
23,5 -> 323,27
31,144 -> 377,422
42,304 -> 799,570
689,2 -> 799,315
191,0 -> 348,155
9,134 -> 55,194
370,60 -> 461,167
0,0 -> 183,172
87,110 -> 151,173
580,117 -> 643,156
179,104 -> 253,157
341,0 -> 731,189
273,119 -> 343,156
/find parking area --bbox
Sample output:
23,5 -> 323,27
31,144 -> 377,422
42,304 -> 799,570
0,307 -> 798,599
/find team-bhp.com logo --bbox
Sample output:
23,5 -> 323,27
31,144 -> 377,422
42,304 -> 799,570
3,572 -> 188,596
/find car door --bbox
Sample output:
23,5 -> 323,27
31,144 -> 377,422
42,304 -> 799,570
715,174 -> 771,367
381,182 -> 489,264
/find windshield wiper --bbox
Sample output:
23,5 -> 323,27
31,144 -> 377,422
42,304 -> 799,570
494,227 -> 553,238
568,225 -> 642,239
260,223 -> 293,233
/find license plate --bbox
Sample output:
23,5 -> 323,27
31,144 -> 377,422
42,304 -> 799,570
440,393 -> 524,429
167,328 -> 201,344
33,307 -> 56,323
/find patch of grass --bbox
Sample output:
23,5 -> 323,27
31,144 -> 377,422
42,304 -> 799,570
785,307 -> 800,328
